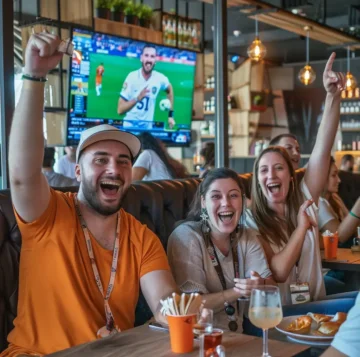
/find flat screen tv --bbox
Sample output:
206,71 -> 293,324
67,28 -> 197,146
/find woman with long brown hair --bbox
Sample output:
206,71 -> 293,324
246,53 -> 357,312
319,156 -> 360,245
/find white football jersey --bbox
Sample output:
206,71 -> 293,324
120,69 -> 170,122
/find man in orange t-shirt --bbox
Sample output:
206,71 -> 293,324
2,33 -> 177,357
95,63 -> 105,96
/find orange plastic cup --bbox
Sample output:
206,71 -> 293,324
323,232 -> 338,259
167,314 -> 196,353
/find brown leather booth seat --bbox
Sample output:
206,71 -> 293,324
0,170 -> 359,351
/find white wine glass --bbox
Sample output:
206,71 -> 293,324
248,286 -> 282,357
193,308 -> 213,357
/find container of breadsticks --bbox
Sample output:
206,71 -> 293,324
160,292 -> 203,353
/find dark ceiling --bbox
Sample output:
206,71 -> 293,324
202,0 -> 360,64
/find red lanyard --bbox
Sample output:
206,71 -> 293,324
75,196 -> 121,335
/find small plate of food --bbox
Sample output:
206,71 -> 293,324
275,312 -> 347,346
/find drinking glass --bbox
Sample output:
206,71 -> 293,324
193,308 -> 213,357
248,286 -> 282,357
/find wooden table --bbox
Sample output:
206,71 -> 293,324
321,248 -> 360,271
47,325 -> 310,357
322,248 -> 360,290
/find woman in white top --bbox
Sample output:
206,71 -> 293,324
132,132 -> 187,181
246,54 -> 357,314
167,168 -> 276,333
319,156 -> 360,246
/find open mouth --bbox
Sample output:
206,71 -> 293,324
267,183 -> 281,194
218,211 -> 234,222
100,180 -> 122,196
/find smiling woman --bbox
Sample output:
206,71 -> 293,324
167,168 -> 275,333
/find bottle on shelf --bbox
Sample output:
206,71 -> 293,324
192,22 -> 199,49
177,20 -> 183,47
356,88 -> 360,98
170,17 -> 176,46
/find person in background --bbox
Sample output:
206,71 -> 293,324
3,32 -> 177,357
158,139 -> 189,179
42,147 -> 78,187
247,54 -> 357,317
340,154 -> 354,172
95,62 -> 105,96
321,292 -> 360,357
199,142 -> 215,178
167,168 -> 276,333
132,132 -> 186,181
269,133 -> 301,170
54,146 -> 77,179
319,156 -> 360,245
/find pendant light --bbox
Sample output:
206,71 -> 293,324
298,27 -> 316,86
247,16 -> 267,62
345,46 -> 357,91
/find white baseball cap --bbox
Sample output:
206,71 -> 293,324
76,124 -> 141,163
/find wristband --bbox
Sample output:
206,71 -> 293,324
22,74 -> 47,82
350,211 -> 360,220
168,110 -> 174,118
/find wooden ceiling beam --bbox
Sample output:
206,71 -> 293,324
201,0 -> 360,50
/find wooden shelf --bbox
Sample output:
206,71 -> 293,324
192,116 -> 204,121
94,18 -> 163,44
204,87 -> 214,92
341,98 -> 360,101
201,135 -> 215,139
341,128 -> 360,132
204,111 -> 215,115
340,113 -> 360,116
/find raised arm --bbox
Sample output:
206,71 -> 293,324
166,84 -> 174,109
304,53 -> 345,204
9,32 -> 63,222
165,84 -> 175,128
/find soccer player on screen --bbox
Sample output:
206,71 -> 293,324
117,45 -> 175,129
95,63 -> 105,96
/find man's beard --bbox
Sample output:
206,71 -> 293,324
142,62 -> 154,74
80,176 -> 129,216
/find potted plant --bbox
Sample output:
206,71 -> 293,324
95,0 -> 112,20
138,4 -> 153,28
124,1 -> 139,25
112,0 -> 126,22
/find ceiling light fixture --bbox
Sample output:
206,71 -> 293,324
247,15 -> 267,62
345,46 -> 357,91
298,27 -> 316,86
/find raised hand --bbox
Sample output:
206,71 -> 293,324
137,87 -> 150,102
24,31 -> 63,78
233,271 -> 264,297
323,52 -> 346,96
297,199 -> 317,231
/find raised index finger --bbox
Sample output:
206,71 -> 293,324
324,52 -> 336,73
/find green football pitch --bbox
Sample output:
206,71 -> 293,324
87,53 -> 195,129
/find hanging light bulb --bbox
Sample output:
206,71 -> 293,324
298,64 -> 316,86
247,16 -> 266,62
345,46 -> 357,91
298,28 -> 316,85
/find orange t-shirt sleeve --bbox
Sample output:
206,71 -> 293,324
140,227 -> 170,278
14,188 -> 59,243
